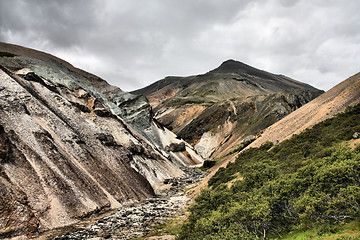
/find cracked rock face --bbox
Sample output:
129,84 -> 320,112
0,43 -> 204,238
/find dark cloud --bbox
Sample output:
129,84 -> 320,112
1,0 -> 359,91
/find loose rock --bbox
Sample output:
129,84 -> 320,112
353,132 -> 359,139
51,168 -> 208,240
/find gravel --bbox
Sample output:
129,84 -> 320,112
51,168 -> 208,240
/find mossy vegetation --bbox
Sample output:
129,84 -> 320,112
194,89 -> 216,98
166,97 -> 209,107
135,214 -> 186,240
178,104 -> 360,239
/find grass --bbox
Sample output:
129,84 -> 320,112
166,97 -> 214,108
134,214 -> 187,239
279,221 -> 360,240
194,89 -> 216,98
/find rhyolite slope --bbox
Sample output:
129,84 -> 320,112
133,60 -> 323,158
0,42 -> 203,238
248,72 -> 360,148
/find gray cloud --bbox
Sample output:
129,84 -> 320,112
1,0 -> 359,91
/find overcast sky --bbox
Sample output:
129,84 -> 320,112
0,0 -> 359,91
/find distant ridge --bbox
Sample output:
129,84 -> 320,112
133,59 -> 317,102
248,72 -> 360,148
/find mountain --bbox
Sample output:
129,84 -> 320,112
133,60 -> 317,107
0,42 -> 203,238
248,72 -> 360,148
133,60 -> 323,159
176,72 -> 360,239
189,71 -> 360,200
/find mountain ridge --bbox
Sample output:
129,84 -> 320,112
133,59 -> 322,159
132,59 -> 318,107
248,71 -> 360,148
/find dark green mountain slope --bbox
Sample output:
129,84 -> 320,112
178,103 -> 360,239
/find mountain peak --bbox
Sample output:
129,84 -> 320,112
214,59 -> 248,72
211,59 -> 278,81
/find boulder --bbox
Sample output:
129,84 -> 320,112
165,142 -> 186,152
353,132 -> 359,139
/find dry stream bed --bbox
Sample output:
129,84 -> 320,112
34,168 -> 207,240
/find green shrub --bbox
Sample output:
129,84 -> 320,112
178,104 -> 360,239
200,160 -> 216,170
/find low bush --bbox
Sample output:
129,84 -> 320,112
178,104 -> 360,239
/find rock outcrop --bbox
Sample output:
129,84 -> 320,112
0,42 -> 203,238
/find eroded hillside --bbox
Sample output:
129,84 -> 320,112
0,43 -> 204,238
248,72 -> 360,148
134,60 -> 323,159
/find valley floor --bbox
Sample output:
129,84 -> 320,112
32,169 -> 207,240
